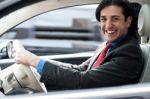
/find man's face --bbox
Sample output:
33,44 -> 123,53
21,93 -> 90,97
100,5 -> 132,43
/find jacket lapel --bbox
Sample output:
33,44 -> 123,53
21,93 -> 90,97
86,42 -> 106,71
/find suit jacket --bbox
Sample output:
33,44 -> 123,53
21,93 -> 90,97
40,34 -> 144,89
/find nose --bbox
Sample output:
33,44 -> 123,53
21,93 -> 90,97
105,19 -> 113,29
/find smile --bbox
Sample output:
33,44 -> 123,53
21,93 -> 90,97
106,30 -> 116,34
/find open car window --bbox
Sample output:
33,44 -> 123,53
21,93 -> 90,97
1,4 -> 103,41
0,4 -> 104,58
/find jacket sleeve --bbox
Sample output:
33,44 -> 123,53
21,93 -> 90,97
40,43 -> 143,89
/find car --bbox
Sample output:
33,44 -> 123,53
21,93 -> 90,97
0,0 -> 150,98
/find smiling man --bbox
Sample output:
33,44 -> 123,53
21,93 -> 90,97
100,5 -> 131,43
13,0 -> 144,89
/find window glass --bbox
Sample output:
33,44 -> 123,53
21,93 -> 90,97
1,31 -> 17,39
1,4 -> 104,55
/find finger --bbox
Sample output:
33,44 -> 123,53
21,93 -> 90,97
13,40 -> 24,49
12,52 -> 15,58
12,47 -> 16,53
14,58 -> 19,64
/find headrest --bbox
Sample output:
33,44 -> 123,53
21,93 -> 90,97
138,4 -> 150,37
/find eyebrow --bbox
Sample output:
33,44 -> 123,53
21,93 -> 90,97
100,15 -> 121,18
112,16 -> 121,18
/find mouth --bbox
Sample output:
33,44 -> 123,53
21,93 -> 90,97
106,30 -> 116,34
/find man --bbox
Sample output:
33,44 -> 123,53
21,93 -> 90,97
12,0 -> 144,89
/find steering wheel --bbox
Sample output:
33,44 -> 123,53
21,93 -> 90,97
0,40 -> 47,94
1,63 -> 47,94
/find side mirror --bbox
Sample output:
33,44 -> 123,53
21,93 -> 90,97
0,41 -> 13,59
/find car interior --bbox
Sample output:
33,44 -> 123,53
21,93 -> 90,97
0,0 -> 150,98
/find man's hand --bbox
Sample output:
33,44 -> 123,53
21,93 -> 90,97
12,40 -> 40,68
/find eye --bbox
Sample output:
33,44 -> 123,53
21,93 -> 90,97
100,17 -> 106,22
112,17 -> 120,22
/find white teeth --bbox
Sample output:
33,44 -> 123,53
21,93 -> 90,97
107,31 -> 115,34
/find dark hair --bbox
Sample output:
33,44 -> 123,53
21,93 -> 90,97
96,0 -> 132,22
95,0 -> 140,40
130,2 -> 141,32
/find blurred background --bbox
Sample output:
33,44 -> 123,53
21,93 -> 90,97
0,4 -> 104,57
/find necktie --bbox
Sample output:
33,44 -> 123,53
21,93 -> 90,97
93,43 -> 111,69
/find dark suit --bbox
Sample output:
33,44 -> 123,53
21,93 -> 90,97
40,34 -> 144,89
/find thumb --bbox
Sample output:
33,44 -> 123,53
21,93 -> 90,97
13,40 -> 24,49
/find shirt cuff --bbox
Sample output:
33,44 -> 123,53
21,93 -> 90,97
37,58 -> 46,75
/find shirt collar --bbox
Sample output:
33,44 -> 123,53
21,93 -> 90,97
110,34 -> 127,48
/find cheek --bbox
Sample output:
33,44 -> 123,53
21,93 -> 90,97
100,24 -> 105,32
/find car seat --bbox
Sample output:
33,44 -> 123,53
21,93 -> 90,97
138,4 -> 150,83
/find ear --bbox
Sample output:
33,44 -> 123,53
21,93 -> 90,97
126,16 -> 132,27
